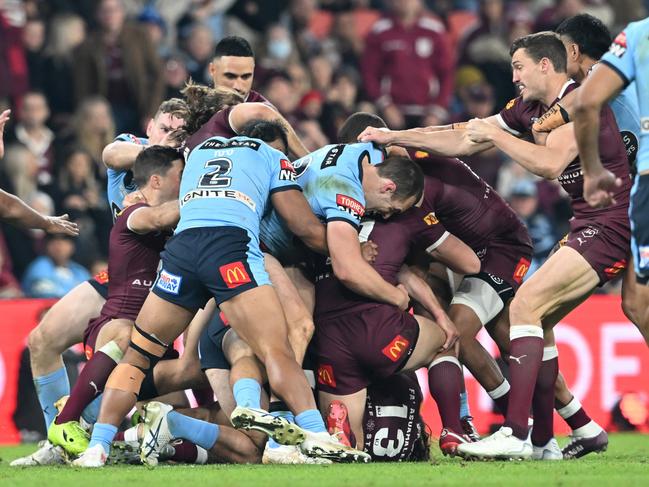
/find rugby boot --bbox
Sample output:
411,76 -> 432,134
562,430 -> 608,459
439,428 -> 472,457
71,444 -> 107,468
230,406 -> 305,445
325,400 -> 354,447
108,441 -> 141,465
300,431 -> 371,463
10,441 -> 65,467
531,438 -> 563,460
460,415 -> 480,441
139,401 -> 174,467
457,426 -> 532,460
262,443 -> 331,464
48,418 -> 90,456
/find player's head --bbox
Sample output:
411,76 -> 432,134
209,36 -> 255,99
556,14 -> 611,79
180,82 -> 245,136
146,98 -> 189,145
337,112 -> 387,144
409,417 -> 432,462
133,146 -> 184,202
363,156 -> 424,219
239,119 -> 288,154
509,32 -> 567,102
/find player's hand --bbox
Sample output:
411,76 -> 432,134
395,283 -> 410,311
360,240 -> 378,263
466,118 -> 498,143
0,109 -> 10,159
583,167 -> 622,208
45,214 -> 79,236
435,311 -> 460,352
158,129 -> 185,148
357,126 -> 395,145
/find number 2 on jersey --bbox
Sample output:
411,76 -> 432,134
198,157 -> 232,188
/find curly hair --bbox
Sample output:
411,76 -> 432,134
179,81 -> 245,137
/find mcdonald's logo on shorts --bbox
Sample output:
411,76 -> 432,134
513,257 -> 531,284
382,335 -> 410,362
219,261 -> 252,289
604,259 -> 627,277
317,364 -> 336,388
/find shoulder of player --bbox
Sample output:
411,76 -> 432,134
416,16 -> 445,34
116,202 -> 149,223
370,17 -> 394,35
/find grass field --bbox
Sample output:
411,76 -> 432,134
1,434 -> 648,487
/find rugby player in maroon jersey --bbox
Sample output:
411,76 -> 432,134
361,32 -> 629,460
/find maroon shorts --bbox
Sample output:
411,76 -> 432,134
314,304 -> 419,395
478,224 -> 533,291
561,216 -> 630,285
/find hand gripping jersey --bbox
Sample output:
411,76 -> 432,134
601,19 -> 649,174
107,133 -> 147,220
259,142 -> 385,262
176,136 -> 300,243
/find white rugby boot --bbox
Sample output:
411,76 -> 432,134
71,444 -> 107,467
300,431 -> 371,463
457,426 -> 532,460
531,438 -> 563,460
262,443 -> 331,464
139,401 -> 174,467
10,441 -> 65,467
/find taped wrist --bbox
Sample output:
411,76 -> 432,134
452,122 -> 468,130
532,103 -> 570,132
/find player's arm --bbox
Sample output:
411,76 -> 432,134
0,189 -> 79,236
357,118 -> 499,157
126,200 -> 180,234
102,141 -> 146,171
397,265 -> 459,351
271,189 -> 327,254
229,103 -> 309,159
327,220 -> 409,310
466,119 -> 577,179
427,233 -> 481,275
0,108 -> 10,159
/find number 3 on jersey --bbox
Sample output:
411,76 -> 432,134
198,157 -> 232,188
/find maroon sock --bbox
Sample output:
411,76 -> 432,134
531,348 -> 558,446
555,398 -> 592,430
192,387 -> 215,407
504,328 -> 544,439
493,392 -> 510,416
169,439 -> 200,463
428,358 -> 464,434
114,431 -> 125,441
55,351 -> 117,424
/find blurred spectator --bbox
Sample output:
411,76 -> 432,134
163,53 -> 191,99
183,22 -> 216,85
258,24 -> 300,74
533,0 -> 613,32
229,0 -> 287,33
22,17 -> 46,89
73,0 -> 164,133
309,54 -> 335,93
263,73 -> 300,117
0,231 -> 22,298
508,179 -> 558,278
281,0 -> 333,57
362,0 -> 454,128
296,118 -> 330,150
21,234 -> 90,298
40,14 -> 86,130
0,2 -> 29,111
9,92 -> 55,187
176,0 -> 233,43
137,5 -> 170,58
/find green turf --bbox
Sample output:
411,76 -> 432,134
1,434 -> 648,487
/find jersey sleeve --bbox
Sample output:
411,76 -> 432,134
601,24 -> 638,87
496,97 -> 527,135
317,173 -> 366,230
266,146 -> 302,194
411,210 -> 450,253
114,133 -> 148,145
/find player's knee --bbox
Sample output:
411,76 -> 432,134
287,316 -> 314,346
509,293 -> 538,323
27,326 -> 46,356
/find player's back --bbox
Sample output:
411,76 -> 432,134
101,203 -> 168,320
177,135 -> 292,240
364,372 -> 426,462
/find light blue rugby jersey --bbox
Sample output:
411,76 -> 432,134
259,142 -> 385,259
175,136 -> 300,241
106,133 -> 147,219
601,18 -> 649,173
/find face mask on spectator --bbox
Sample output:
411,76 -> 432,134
269,39 -> 291,60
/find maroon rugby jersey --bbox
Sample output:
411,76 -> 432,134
497,80 -> 630,218
185,90 -> 270,152
313,210 -> 447,318
100,203 -> 169,320
364,372 -> 424,462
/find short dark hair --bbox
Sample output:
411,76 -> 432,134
214,36 -> 254,59
556,14 -> 611,60
510,32 -> 567,73
239,119 -> 288,154
154,98 -> 189,121
337,112 -> 387,144
375,156 -> 424,203
133,146 -> 183,187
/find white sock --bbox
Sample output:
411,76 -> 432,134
488,380 -> 510,400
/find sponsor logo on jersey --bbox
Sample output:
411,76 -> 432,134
291,155 -> 312,177
180,188 -> 256,210
414,150 -> 429,159
155,269 -> 182,295
505,98 -> 517,110
513,257 -> 531,284
219,261 -> 252,289
199,139 -> 261,151
423,212 -> 439,225
336,194 -> 365,219
382,335 -> 410,362
489,274 -> 504,285
279,159 -> 297,181
609,31 -> 627,58
641,118 -> 649,133
93,270 -> 109,285
604,259 -> 627,276
317,364 -> 336,388
131,279 -> 153,288
621,131 -> 638,164
321,145 -> 345,169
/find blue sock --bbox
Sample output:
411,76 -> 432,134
460,391 -> 471,418
81,394 -> 102,425
167,410 -> 220,450
232,378 -> 261,409
88,423 -> 118,455
295,409 -> 326,434
268,410 -> 295,448
34,367 -> 70,429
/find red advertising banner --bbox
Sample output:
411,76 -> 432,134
0,296 -> 647,444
